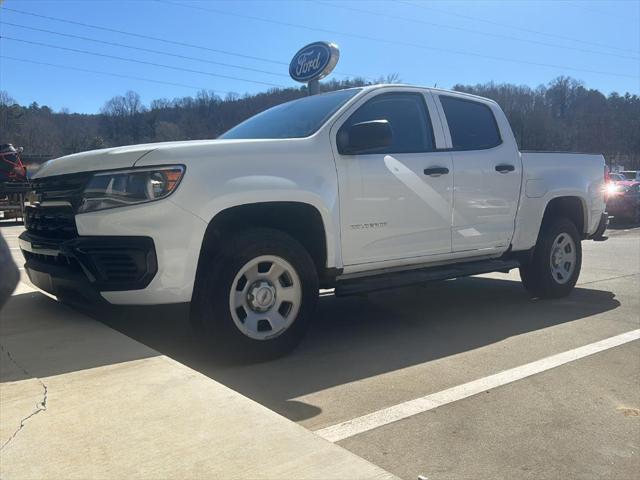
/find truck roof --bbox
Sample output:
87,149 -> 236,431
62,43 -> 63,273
352,83 -> 498,104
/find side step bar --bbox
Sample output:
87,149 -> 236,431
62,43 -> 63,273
334,258 -> 521,297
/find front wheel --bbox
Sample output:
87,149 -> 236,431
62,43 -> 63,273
192,228 -> 318,362
520,217 -> 582,298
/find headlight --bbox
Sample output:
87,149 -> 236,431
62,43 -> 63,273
78,165 -> 185,213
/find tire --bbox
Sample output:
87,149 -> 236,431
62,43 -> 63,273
519,217 -> 582,299
192,228 -> 318,362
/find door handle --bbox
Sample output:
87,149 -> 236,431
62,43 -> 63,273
495,164 -> 515,173
424,166 -> 449,176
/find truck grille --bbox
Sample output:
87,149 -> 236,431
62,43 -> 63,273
25,205 -> 78,239
32,172 -> 90,208
25,173 -> 91,239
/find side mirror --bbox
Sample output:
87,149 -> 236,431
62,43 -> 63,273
337,119 -> 393,155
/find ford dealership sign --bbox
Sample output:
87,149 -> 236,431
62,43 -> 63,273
289,42 -> 340,83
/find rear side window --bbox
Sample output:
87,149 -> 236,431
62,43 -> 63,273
440,96 -> 501,150
343,92 -> 435,154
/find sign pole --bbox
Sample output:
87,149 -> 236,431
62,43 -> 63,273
308,79 -> 319,96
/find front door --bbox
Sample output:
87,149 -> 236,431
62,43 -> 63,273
332,91 -> 454,265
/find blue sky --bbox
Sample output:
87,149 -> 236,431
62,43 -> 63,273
1,0 -> 638,113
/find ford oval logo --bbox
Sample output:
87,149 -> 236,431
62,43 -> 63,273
289,41 -> 340,83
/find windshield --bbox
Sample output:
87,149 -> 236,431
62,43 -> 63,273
221,88 -> 361,139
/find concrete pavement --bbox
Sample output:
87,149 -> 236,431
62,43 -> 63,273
0,228 -> 397,479
2,222 -> 639,479
340,340 -> 640,480
99,225 -> 640,479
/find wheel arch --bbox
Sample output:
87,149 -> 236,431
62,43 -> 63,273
511,189 -> 595,252
193,201 -> 337,299
541,195 -> 588,236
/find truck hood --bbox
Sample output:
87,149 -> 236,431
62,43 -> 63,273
33,139 -> 297,179
34,143 -> 160,179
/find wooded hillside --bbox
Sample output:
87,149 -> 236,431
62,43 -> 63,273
1,76 -> 638,169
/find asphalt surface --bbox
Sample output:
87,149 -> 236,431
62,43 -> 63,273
2,221 -> 639,479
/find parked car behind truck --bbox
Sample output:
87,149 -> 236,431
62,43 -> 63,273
619,170 -> 640,181
19,85 -> 608,360
607,180 -> 640,223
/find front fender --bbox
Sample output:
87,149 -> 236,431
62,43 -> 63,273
171,177 -> 340,269
134,136 -> 342,268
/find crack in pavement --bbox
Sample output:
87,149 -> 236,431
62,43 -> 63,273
0,343 -> 48,451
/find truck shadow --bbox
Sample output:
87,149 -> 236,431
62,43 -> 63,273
99,275 -> 620,422
0,291 -> 160,383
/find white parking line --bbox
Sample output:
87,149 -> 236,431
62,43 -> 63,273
315,329 -> 640,443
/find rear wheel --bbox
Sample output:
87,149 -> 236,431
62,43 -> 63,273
520,217 -> 582,298
192,228 -> 318,362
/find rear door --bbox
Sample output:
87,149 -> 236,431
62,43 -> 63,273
435,94 -> 522,252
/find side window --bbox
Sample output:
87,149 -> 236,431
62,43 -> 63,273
342,93 -> 435,154
440,96 -> 501,150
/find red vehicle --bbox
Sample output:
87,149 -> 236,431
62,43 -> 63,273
1,144 -> 30,221
0,144 -> 27,183
607,180 -> 640,223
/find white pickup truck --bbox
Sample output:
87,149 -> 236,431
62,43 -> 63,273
20,85 -> 608,359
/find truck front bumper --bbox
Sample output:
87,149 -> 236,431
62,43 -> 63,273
19,232 -> 157,303
20,199 -> 207,305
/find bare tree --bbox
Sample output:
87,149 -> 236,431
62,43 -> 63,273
101,91 -> 147,144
